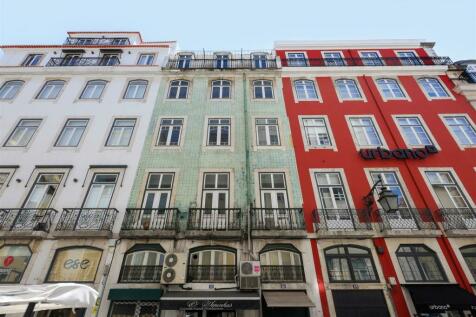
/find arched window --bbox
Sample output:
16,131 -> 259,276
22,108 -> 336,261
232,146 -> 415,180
376,78 -> 405,99
119,244 -> 165,283
80,80 -> 107,99
418,77 -> 449,98
167,80 -> 189,99
260,244 -> 304,282
37,80 -> 65,99
396,244 -> 447,282
0,80 -> 24,100
188,246 -> 236,282
461,245 -> 476,280
0,245 -> 31,283
253,80 -> 273,99
211,80 -> 231,99
294,80 -> 318,100
124,80 -> 148,99
335,79 -> 362,100
325,245 -> 378,282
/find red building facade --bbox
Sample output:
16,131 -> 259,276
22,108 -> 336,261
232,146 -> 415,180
276,40 -> 476,317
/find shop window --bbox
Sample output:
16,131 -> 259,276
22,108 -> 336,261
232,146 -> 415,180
0,245 -> 31,283
46,247 -> 102,282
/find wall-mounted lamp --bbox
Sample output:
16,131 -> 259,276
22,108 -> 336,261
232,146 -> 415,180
363,175 -> 399,214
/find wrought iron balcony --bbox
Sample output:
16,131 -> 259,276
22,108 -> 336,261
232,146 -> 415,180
261,265 -> 305,283
46,57 -> 120,67
439,208 -> 476,231
313,208 -> 373,233
187,265 -> 236,283
378,208 -> 437,231
187,208 -> 241,231
281,56 -> 452,67
122,208 -> 178,231
64,37 -> 130,46
0,208 -> 57,233
119,265 -> 162,283
251,208 -> 305,230
55,208 -> 118,232
165,58 -> 277,70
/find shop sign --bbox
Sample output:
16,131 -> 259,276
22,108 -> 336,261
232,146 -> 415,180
359,145 -> 438,160
46,247 -> 102,282
160,299 -> 260,310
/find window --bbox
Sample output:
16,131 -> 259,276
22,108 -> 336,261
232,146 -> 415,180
23,173 -> 63,208
109,302 -> 159,317
370,172 -> 409,210
0,173 -> 9,191
167,80 -> 189,99
142,173 -> 174,209
349,117 -> 383,146
83,174 -> 118,208
323,52 -> 345,66
80,80 -> 106,99
397,117 -> 433,146
335,79 -> 362,100
325,245 -> 378,282
100,54 -> 119,66
106,119 -> 136,147
461,246 -> 476,280
61,54 -> 81,66
0,80 -> 24,100
287,53 -> 307,66
202,173 -> 229,209
188,247 -> 236,282
259,173 -> 288,209
418,78 -> 449,98
294,80 -> 318,100
22,54 -> 43,66
396,51 -> 421,65
157,118 -> 183,146
207,118 -> 230,146
215,54 -> 229,68
396,245 -> 447,282
124,80 -> 147,99
314,172 -> 349,210
425,171 -> 470,209
443,116 -> 476,146
256,118 -> 280,146
211,80 -> 231,99
260,246 -> 304,282
0,245 -> 31,283
55,119 -> 89,147
376,78 -> 405,99
46,247 -> 102,282
253,54 -> 268,69
137,54 -> 155,65
36,80 -> 65,99
4,119 -> 42,147
177,54 -> 192,69
120,245 -> 165,282
253,80 -> 273,99
360,51 -> 383,66
302,118 -> 332,147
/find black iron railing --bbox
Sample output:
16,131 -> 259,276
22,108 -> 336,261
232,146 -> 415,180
281,56 -> 452,67
64,37 -> 130,46
313,208 -> 373,232
119,265 -> 163,283
122,208 -> 178,231
0,208 -> 57,232
251,208 -> 305,230
46,57 -> 120,67
187,208 -> 241,231
55,208 -> 118,232
378,208 -> 437,231
165,58 -> 277,70
459,71 -> 476,84
261,265 -> 305,282
439,208 -> 476,231
187,265 -> 236,282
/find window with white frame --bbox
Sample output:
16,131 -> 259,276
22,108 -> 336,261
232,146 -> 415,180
260,247 -> 304,282
207,118 -> 230,146
314,172 -> 350,210
137,54 -> 155,65
294,80 -> 318,100
202,173 -> 229,209
211,80 -> 231,99
157,118 -> 183,146
100,54 -> 119,66
259,173 -> 288,209
215,54 -> 230,69
124,80 -> 147,99
418,78 -> 449,98
36,80 -> 65,99
256,118 -> 280,146
360,51 -> 383,66
335,79 -> 362,100
323,52 -> 345,66
376,78 -> 406,99
83,173 -> 118,208
61,54 -> 81,66
188,247 -> 235,282
55,119 -> 89,147
0,80 -> 24,100
253,80 -> 273,99
106,119 -> 136,147
121,247 -> 165,283
396,51 -> 421,65
396,117 -> 433,146
4,119 -> 42,147
253,54 -> 268,69
443,116 -> 476,146
142,173 -> 174,209
286,53 -> 307,66
425,171 -> 470,209
302,118 -> 332,147
370,172 -> 410,210
167,80 -> 189,99
22,54 -> 43,66
80,80 -> 106,99
23,173 -> 63,208
177,54 -> 192,69
349,117 -> 383,146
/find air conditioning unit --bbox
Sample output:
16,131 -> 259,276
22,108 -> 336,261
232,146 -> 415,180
239,261 -> 260,290
161,253 -> 187,284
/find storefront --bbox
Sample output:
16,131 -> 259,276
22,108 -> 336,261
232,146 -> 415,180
262,291 -> 314,317
108,288 -> 163,317
332,290 -> 390,317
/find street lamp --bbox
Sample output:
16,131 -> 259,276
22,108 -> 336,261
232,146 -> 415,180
363,175 -> 399,213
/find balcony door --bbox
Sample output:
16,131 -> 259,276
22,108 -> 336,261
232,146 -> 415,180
215,55 -> 229,69
201,173 -> 229,230
140,173 -> 174,229
259,173 -> 291,229
61,54 -> 80,66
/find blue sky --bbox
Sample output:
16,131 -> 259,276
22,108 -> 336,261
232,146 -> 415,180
0,0 -> 475,61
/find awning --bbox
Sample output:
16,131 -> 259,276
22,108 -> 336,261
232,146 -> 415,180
108,288 -> 162,301
263,291 -> 315,308
160,291 -> 260,310
406,285 -> 476,313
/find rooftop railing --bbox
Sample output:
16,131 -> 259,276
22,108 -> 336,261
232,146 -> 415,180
64,37 -> 130,46
46,57 -> 120,67
281,56 -> 452,67
165,58 -> 277,70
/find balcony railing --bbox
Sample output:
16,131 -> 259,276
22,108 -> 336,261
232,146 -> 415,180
261,265 -> 305,283
187,208 -> 241,231
119,265 -> 162,283
0,208 -> 57,232
64,37 -> 130,46
46,57 -> 120,67
165,58 -> 277,70
313,209 -> 373,232
122,208 -> 178,231
281,56 -> 452,67
55,208 -> 118,232
378,208 -> 437,231
439,208 -> 476,231
251,208 -> 305,230
187,265 -> 236,283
